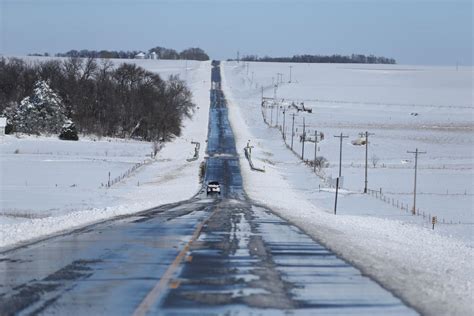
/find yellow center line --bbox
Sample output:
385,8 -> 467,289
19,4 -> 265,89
132,204 -> 219,316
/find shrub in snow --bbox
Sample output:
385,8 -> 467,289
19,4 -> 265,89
5,122 -> 14,134
371,154 -> 380,168
309,156 -> 329,171
59,120 -> 79,141
151,141 -> 163,157
3,80 -> 70,135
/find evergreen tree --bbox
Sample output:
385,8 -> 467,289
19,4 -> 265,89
59,119 -> 79,140
3,80 -> 70,134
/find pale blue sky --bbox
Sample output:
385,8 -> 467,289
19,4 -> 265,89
1,0 -> 472,65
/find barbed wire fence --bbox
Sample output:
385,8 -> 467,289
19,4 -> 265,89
105,159 -> 154,188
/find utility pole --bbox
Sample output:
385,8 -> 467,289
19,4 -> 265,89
261,86 -> 264,104
301,117 -> 306,160
291,113 -> 296,150
270,103 -> 274,126
334,133 -> 349,179
407,148 -> 426,215
265,102 -> 268,123
313,130 -> 319,173
282,108 -> 286,141
361,131 -> 375,193
251,71 -> 254,85
277,73 -> 283,85
276,104 -> 279,127
289,66 -> 293,83
246,63 -> 249,76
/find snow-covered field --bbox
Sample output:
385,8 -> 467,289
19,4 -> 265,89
0,58 -> 211,249
1,56 -> 472,314
223,61 -> 473,242
221,61 -> 473,315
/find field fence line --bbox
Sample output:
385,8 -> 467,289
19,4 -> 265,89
105,158 -> 154,189
366,188 -> 467,226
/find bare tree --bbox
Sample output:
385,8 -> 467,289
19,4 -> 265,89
371,154 -> 380,168
152,141 -> 163,157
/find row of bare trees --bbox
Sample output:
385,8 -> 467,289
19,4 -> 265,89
0,57 -> 195,141
46,46 -> 210,61
238,53 -> 396,64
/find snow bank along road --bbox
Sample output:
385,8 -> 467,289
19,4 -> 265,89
0,62 -> 416,315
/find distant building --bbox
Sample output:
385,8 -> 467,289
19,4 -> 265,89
0,117 -> 6,136
135,52 -> 146,59
149,51 -> 158,60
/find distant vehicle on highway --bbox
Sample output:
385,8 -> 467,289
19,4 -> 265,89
207,181 -> 221,195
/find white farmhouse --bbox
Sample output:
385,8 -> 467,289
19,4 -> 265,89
135,52 -> 146,59
149,51 -> 158,60
0,117 -> 6,136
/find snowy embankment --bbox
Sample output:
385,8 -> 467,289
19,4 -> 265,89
221,62 -> 473,315
0,59 -> 211,250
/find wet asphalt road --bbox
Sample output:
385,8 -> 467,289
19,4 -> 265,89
0,62 -> 416,315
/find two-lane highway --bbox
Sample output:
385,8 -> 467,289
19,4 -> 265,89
0,61 -> 417,315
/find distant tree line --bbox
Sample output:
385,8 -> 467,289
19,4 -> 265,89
0,57 -> 195,141
235,54 -> 396,64
30,46 -> 210,61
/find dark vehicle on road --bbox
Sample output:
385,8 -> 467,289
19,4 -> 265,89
206,181 -> 221,195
